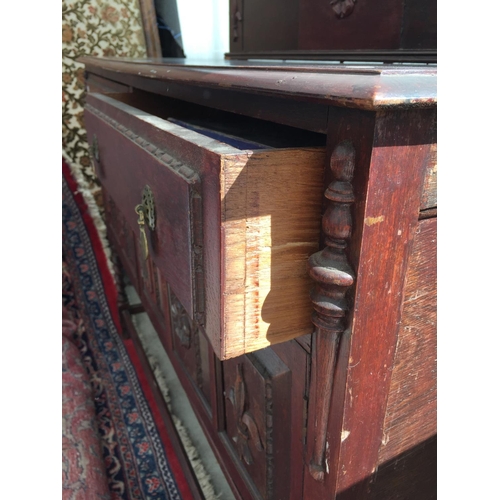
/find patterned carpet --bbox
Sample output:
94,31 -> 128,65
62,160 -> 193,499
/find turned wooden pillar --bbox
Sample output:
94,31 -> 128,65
306,141 -> 356,482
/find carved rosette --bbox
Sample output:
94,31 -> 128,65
169,288 -> 193,348
307,141 -> 356,481
330,0 -> 356,19
228,364 -> 264,466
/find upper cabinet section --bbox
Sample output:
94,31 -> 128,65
228,0 -> 436,61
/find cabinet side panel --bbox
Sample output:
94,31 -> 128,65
377,217 -> 437,465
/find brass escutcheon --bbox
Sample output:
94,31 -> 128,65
135,204 -> 149,260
141,185 -> 155,230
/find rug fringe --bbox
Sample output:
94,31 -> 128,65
131,315 -> 221,500
62,152 -> 116,281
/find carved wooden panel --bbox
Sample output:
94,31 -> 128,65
223,348 -> 292,499
330,0 -> 356,19
139,257 -> 170,331
299,0 -> 405,50
169,286 -> 212,413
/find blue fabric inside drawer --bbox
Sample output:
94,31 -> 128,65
168,118 -> 270,150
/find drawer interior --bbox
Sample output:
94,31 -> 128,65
106,89 -> 326,150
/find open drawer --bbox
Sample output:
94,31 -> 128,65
85,92 -> 326,359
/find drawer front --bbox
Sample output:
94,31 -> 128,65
103,190 -> 138,282
85,100 -> 203,323
223,348 -> 292,499
104,189 -> 170,327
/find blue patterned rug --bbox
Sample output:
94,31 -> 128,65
63,161 -> 193,499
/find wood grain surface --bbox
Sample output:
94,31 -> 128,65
320,108 -> 437,499
220,148 -> 326,358
377,217 -> 437,465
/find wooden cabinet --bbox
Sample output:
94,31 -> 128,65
82,57 -> 437,500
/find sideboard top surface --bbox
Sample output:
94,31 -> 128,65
80,56 -> 437,111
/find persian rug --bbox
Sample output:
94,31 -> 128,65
63,160 -> 194,500
63,306 -> 111,499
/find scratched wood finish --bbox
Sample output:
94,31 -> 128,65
79,56 -> 437,112
220,148 -> 325,359
332,108 -> 436,499
305,142 -> 356,482
377,217 -> 437,465
302,106 -> 377,500
302,106 -> 437,500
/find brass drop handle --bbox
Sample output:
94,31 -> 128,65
135,204 -> 149,260
135,185 -> 155,262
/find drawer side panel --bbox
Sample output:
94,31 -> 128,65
221,148 -> 325,359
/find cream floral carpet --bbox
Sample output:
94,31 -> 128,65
62,0 -> 147,197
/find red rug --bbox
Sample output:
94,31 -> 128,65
62,160 -> 193,500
